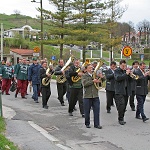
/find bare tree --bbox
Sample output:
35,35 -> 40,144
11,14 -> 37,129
13,10 -> 21,19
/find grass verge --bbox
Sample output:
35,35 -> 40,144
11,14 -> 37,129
0,117 -> 19,150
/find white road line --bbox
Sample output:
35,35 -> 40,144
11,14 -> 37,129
28,121 -> 72,150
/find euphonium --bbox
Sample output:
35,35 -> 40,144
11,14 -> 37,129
42,62 -> 54,86
93,60 -> 104,90
56,56 -> 75,83
71,59 -> 90,82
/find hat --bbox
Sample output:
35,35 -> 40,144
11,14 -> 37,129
32,57 -> 37,61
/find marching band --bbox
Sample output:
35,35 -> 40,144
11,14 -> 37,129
0,57 -> 150,128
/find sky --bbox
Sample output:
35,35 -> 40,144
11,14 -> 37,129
0,0 -> 150,26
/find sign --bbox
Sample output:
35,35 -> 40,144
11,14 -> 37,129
33,46 -> 40,53
122,46 -> 132,57
51,56 -> 56,60
33,53 -> 40,57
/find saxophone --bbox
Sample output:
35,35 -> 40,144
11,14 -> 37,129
93,60 -> 104,90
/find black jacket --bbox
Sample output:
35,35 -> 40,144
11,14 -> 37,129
40,67 -> 50,88
135,68 -> 150,95
114,67 -> 132,96
54,65 -> 63,75
105,68 -> 115,91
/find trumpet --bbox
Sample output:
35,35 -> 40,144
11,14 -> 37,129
129,72 -> 139,80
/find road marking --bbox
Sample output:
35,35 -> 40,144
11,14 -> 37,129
28,121 -> 72,150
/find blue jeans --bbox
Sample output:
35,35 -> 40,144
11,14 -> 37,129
83,97 -> 100,127
136,95 -> 146,119
32,84 -> 40,101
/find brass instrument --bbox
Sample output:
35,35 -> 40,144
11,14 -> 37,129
129,72 -> 139,80
71,59 -> 90,82
93,60 -> 104,90
42,62 -> 54,86
56,56 -> 75,83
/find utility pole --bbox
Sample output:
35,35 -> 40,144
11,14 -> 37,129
1,23 -> 3,61
31,0 -> 43,59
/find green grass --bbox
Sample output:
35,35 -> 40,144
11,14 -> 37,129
0,117 -> 19,150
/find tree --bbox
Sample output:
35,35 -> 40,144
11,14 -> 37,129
68,0 -> 106,62
104,0 -> 128,62
13,10 -> 21,19
42,0 -> 73,59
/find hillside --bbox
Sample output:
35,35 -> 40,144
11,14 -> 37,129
0,13 -> 50,31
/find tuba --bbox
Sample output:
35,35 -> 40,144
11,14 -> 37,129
71,59 -> 90,82
56,56 -> 75,83
42,61 -> 54,86
93,60 -> 104,90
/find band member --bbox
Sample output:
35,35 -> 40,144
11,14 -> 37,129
0,61 -> 13,95
82,64 -> 102,129
68,59 -> 84,117
28,57 -> 41,103
40,61 -> 52,109
54,59 -> 67,106
105,61 -> 116,113
14,58 -> 28,99
134,62 -> 150,122
114,60 -> 132,125
129,61 -> 139,111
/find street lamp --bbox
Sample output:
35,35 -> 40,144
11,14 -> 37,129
31,0 -> 43,59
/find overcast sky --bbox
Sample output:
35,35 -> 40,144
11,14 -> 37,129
0,0 -> 149,26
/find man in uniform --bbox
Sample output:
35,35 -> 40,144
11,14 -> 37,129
54,59 -> 66,106
0,61 -> 13,95
105,61 -> 116,113
14,58 -> 28,99
68,59 -> 84,117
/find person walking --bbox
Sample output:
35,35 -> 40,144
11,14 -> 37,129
82,64 -> 102,129
0,61 -> 13,95
28,57 -> 41,103
129,61 -> 139,111
40,61 -> 52,109
14,58 -> 28,99
54,59 -> 67,106
68,59 -> 84,117
105,61 -> 116,113
114,60 -> 132,125
134,62 -> 150,122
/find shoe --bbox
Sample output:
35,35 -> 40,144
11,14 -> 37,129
35,100 -> 39,103
43,105 -> 49,109
22,96 -> 27,99
86,125 -> 91,128
118,121 -> 126,125
143,118 -> 149,122
135,116 -> 141,119
15,93 -> 17,98
6,93 -> 10,95
61,103 -> 65,106
69,112 -> 73,116
82,114 -> 85,118
107,110 -> 111,113
131,107 -> 135,111
94,125 -> 102,129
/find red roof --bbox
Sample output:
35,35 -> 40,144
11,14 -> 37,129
10,49 -> 34,56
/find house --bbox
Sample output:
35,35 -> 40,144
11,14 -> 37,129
4,25 -> 40,40
10,49 -> 35,65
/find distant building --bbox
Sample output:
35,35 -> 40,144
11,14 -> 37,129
4,25 -> 40,40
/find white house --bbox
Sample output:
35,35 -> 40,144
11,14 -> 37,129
4,25 -> 40,39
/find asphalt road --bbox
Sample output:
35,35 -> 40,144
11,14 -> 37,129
2,81 -> 150,150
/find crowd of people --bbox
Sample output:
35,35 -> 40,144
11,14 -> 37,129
0,57 -> 150,129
